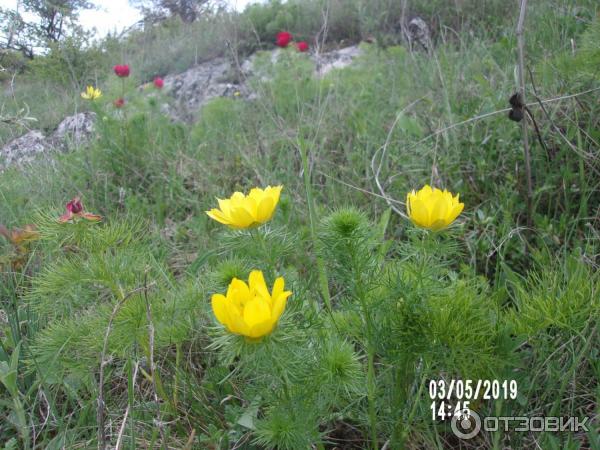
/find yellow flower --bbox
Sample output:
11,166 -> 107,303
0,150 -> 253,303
81,85 -> 102,100
206,185 -> 283,229
211,270 -> 292,339
406,185 -> 464,231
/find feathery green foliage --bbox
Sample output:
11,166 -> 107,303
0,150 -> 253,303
1,0 -> 599,448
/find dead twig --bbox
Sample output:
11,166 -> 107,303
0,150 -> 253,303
143,271 -> 166,446
516,0 -> 533,227
371,98 -> 425,218
115,361 -> 140,450
527,69 -> 600,174
182,428 -> 197,450
97,282 -> 156,450
410,87 -> 600,155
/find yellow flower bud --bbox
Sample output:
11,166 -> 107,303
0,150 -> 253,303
406,185 -> 464,231
211,270 -> 292,339
206,185 -> 283,229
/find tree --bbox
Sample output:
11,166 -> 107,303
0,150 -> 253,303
0,0 -> 93,59
0,5 -> 35,59
129,0 -> 221,24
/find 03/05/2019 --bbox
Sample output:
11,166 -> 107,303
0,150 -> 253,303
429,379 -> 518,401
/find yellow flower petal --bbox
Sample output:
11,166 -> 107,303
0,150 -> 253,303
225,302 -> 249,335
248,321 -> 275,339
206,186 -> 283,229
228,278 -> 251,307
406,185 -> 464,231
209,270 -> 292,339
212,294 -> 230,329
217,198 -> 232,216
249,270 -> 270,300
446,202 -> 464,224
243,298 -> 271,328
430,196 -> 448,225
81,85 -> 102,100
248,187 -> 265,201
271,290 -> 291,321
408,198 -> 430,228
256,196 -> 275,223
206,209 -> 231,225
230,207 -> 256,228
271,277 -> 285,299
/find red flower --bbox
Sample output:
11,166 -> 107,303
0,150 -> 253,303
59,197 -> 102,223
276,31 -> 293,48
153,77 -> 164,89
113,64 -> 130,77
296,41 -> 309,52
67,197 -> 83,214
114,97 -> 125,108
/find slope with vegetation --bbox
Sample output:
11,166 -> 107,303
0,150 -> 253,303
0,0 -> 599,449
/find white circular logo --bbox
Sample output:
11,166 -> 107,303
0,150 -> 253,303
451,409 -> 481,440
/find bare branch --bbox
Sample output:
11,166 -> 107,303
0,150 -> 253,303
143,271 -> 166,446
97,282 -> 156,450
115,361 -> 140,450
371,98 -> 424,218
516,0 -> 533,227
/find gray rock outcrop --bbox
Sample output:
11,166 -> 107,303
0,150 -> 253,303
1,44 -> 366,170
50,111 -> 96,148
0,130 -> 49,171
0,112 -> 96,171
162,58 -> 240,122
316,45 -> 362,76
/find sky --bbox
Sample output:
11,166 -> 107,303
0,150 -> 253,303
0,0 -> 263,37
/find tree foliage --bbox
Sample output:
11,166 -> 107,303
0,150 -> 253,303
0,0 -> 93,58
129,0 -> 220,23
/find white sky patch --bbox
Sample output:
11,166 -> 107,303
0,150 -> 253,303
0,0 -> 266,37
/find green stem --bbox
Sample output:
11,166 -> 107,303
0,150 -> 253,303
121,77 -> 127,153
366,350 -> 378,449
297,139 -> 332,313
251,227 -> 273,275
356,273 -> 378,450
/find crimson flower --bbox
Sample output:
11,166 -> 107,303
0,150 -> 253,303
113,64 -> 130,77
276,31 -> 292,48
296,41 -> 309,52
59,197 -> 102,223
114,97 -> 125,108
153,77 -> 164,89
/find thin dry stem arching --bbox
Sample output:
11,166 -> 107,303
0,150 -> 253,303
527,69 -> 600,176
366,87 -> 600,217
371,98 -> 425,218
517,0 -> 533,228
114,360 -> 140,450
143,271 -> 166,446
313,0 -> 330,74
97,282 -> 156,450
410,87 -> 600,151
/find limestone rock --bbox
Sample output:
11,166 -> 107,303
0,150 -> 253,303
407,17 -> 431,52
316,45 -> 362,76
1,45 -> 367,169
50,111 -> 96,148
0,130 -> 49,170
162,58 -> 239,121
51,111 -> 96,145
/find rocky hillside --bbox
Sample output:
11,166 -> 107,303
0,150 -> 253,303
1,44 -> 365,171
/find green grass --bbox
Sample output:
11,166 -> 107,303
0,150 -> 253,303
0,0 -> 599,448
